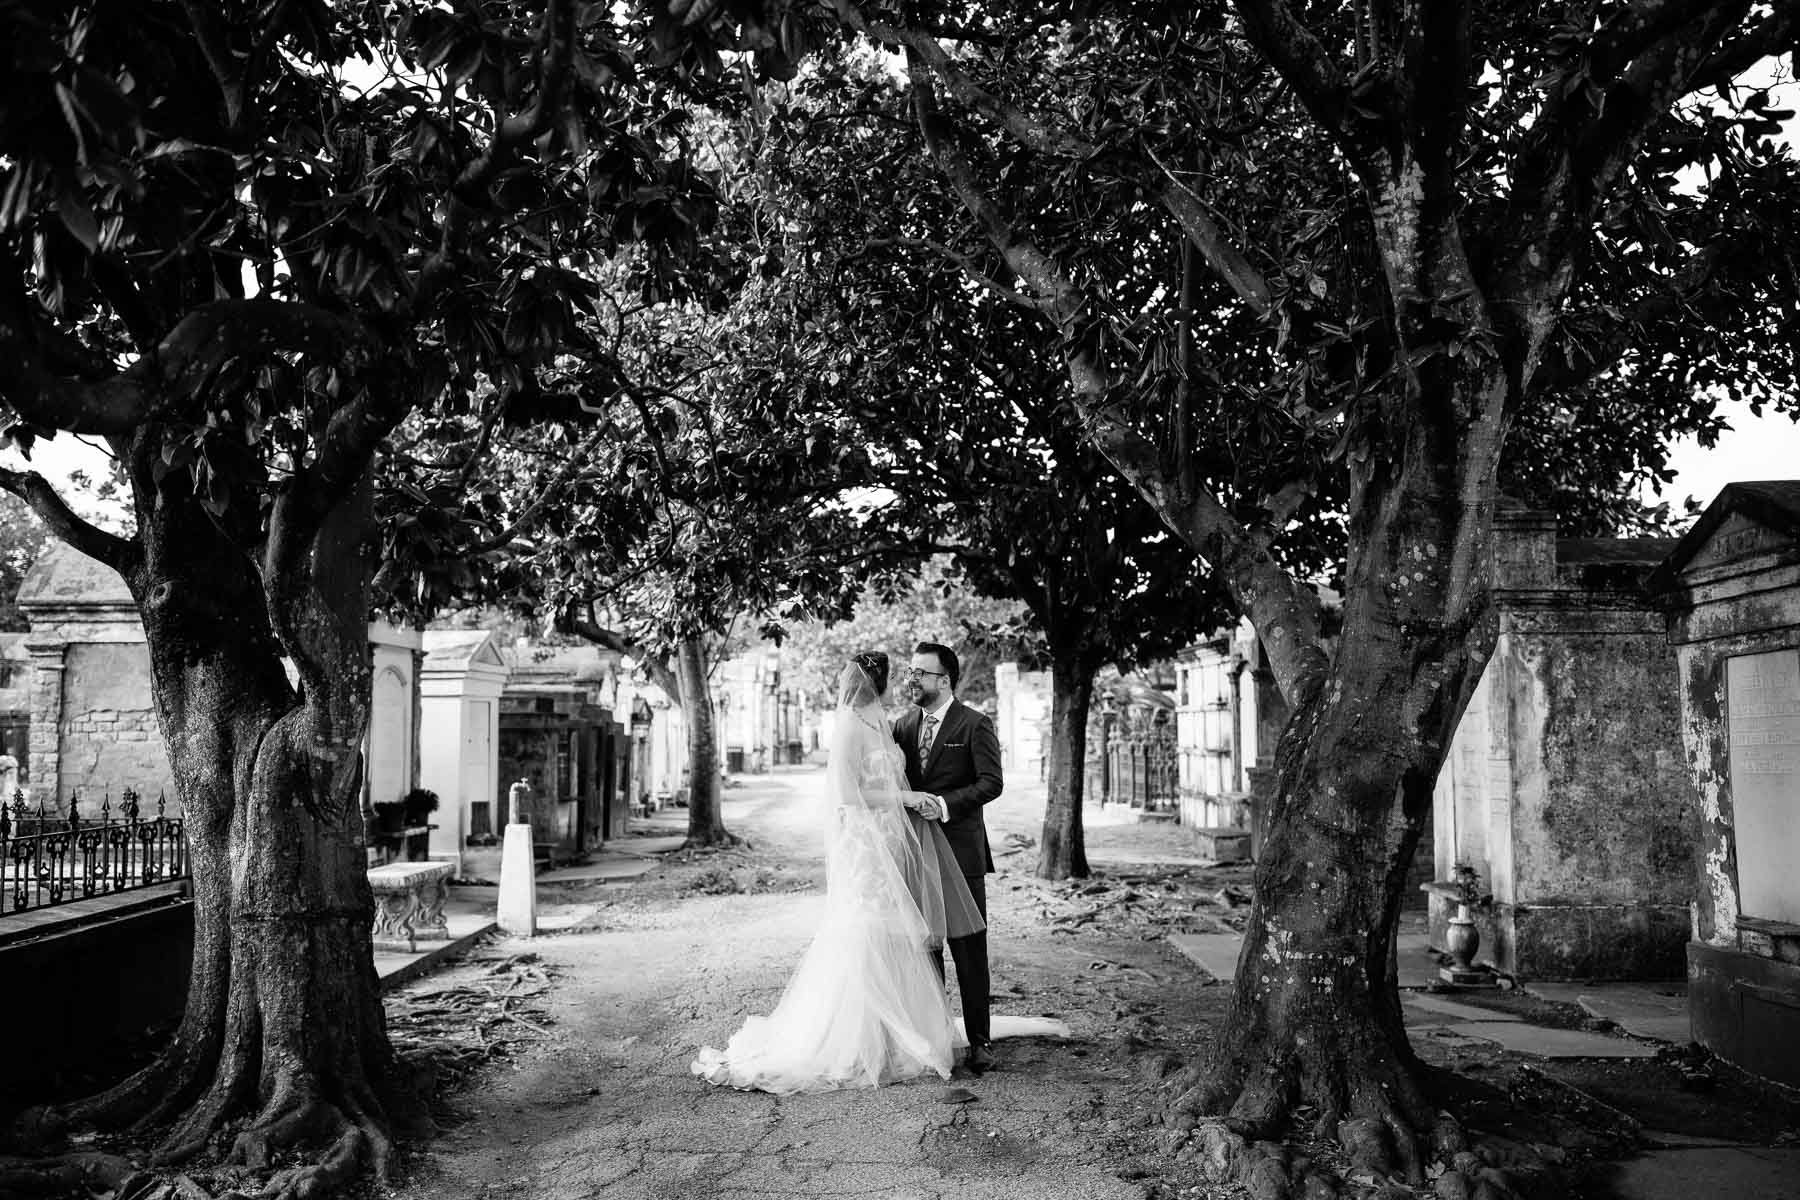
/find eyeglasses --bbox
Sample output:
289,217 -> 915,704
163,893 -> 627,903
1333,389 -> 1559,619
910,668 -> 948,680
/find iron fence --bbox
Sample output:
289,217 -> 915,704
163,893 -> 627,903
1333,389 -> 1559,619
1105,721 -> 1181,811
0,789 -> 189,916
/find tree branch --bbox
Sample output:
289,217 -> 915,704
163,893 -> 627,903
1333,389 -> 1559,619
1588,0 -> 1735,81
1231,0 -> 1353,140
830,1 -> 1092,158
1686,5 -> 1800,93
1146,149 -> 1274,315
464,421 -> 614,556
907,55 -> 1329,706
0,466 -> 137,573
178,0 -> 248,127
413,0 -> 578,317
559,602 -> 682,705
157,298 -> 377,383
0,355 -> 149,436
860,237 -> 1055,310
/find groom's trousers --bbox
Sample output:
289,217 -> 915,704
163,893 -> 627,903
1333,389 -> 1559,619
935,872 -> 991,1049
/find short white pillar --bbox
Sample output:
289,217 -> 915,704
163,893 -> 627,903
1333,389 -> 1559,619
497,779 -> 537,935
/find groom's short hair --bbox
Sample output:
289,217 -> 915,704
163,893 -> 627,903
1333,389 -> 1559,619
914,641 -> 960,690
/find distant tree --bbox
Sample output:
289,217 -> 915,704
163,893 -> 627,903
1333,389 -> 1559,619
0,493 -> 51,632
746,55 -> 1256,879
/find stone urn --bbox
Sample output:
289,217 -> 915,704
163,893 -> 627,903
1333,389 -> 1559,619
1445,901 -> 1481,971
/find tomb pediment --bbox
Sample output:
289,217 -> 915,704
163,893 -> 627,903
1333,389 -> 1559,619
15,541 -> 134,612
422,627 -> 511,679
1652,481 -> 1800,588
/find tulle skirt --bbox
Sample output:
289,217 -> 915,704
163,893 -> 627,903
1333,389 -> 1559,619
691,904 -> 957,1094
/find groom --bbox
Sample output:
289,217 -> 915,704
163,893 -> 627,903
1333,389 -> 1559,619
895,641 -> 1004,1074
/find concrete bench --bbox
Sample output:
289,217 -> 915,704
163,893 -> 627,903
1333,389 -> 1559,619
367,861 -> 454,953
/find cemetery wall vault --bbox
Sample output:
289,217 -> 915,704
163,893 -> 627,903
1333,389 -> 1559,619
1653,480 -> 1800,1088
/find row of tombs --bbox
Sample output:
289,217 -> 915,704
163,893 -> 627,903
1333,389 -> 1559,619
999,482 -> 1800,1091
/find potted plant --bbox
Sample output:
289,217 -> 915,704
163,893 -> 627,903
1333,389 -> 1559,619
369,797 -> 406,837
401,787 -> 439,827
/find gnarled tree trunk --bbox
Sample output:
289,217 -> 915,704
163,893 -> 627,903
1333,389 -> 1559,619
676,635 -> 735,848
42,472 -> 417,1200
1037,650 -> 1095,881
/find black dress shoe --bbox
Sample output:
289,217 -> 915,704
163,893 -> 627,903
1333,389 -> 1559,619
966,1043 -> 997,1074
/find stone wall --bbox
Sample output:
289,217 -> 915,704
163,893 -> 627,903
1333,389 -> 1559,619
53,642 -> 174,808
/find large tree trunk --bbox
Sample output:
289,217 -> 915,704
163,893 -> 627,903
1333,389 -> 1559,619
675,636 -> 735,848
1166,361 -> 1503,1177
40,473 -> 417,1199
1037,651 -> 1094,881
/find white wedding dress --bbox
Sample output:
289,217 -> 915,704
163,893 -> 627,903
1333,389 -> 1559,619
692,662 -> 1060,1094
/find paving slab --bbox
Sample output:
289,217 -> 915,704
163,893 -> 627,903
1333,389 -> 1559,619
537,857 -> 659,884
1574,983 -> 1691,1044
1444,1022 -> 1657,1059
1396,931 -> 1439,989
1599,1146 -> 1800,1199
1167,932 -> 1243,982
1402,993 -> 1524,1025
1522,980 -> 1590,1006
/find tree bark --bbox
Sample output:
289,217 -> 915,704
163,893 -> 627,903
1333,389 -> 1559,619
36,468 -> 419,1200
1037,650 -> 1094,881
675,636 -> 735,848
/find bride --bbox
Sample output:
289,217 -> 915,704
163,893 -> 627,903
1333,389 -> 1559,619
691,651 -> 987,1093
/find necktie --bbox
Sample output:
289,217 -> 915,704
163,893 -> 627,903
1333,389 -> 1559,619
919,713 -> 938,759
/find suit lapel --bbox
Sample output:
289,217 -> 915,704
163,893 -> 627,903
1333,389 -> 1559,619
922,700 -> 958,776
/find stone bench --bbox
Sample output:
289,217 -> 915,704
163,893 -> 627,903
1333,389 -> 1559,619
367,861 -> 454,953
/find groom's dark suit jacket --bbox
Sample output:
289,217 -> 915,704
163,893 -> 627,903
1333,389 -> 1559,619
894,700 -> 1004,876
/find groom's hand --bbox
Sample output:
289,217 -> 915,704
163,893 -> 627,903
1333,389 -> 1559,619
916,794 -> 944,821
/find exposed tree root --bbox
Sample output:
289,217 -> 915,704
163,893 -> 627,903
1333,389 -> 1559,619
1165,1032 -> 1435,1185
681,830 -> 746,852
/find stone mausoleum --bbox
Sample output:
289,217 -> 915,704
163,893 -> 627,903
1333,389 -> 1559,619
497,641 -> 630,856
16,542 -> 424,816
1429,506 -> 1693,981
419,628 -> 511,875
1652,481 -> 1800,1087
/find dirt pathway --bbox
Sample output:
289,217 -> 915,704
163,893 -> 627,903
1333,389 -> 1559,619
385,767 -> 1239,1200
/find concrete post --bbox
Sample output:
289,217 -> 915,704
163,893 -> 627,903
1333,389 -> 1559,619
497,779 -> 537,935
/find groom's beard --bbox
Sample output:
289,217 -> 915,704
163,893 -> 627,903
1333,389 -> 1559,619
914,687 -> 940,708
